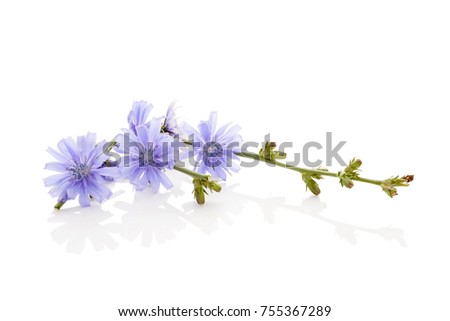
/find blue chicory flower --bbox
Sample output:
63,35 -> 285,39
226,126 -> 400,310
183,112 -> 242,180
116,118 -> 176,192
127,100 -> 153,135
44,133 -> 120,207
161,101 -> 180,136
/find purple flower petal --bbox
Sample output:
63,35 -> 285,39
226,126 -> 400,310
208,111 -> 218,135
157,171 -> 174,190
78,186 -> 91,207
95,167 -> 121,179
136,125 -> 149,147
47,147 -> 69,164
147,118 -> 162,142
147,168 -> 160,193
198,121 -> 211,142
44,162 -> 68,173
128,101 -> 153,134
44,174 -> 67,187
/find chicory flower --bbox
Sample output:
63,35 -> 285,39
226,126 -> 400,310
44,133 -> 120,208
161,101 -> 180,136
116,118 -> 176,192
127,100 -> 153,135
184,112 -> 242,180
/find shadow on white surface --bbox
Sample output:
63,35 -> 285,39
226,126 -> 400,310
48,186 -> 406,254
114,190 -> 186,247
180,184 -> 245,234
282,197 -> 407,247
219,190 -> 407,246
48,206 -> 121,254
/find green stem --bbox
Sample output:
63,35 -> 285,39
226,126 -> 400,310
235,151 -> 336,177
174,165 -> 210,180
353,176 -> 383,186
54,201 -> 66,210
234,151 -> 383,186
183,140 -> 384,186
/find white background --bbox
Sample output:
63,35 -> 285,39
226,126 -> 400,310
1,1 -> 449,320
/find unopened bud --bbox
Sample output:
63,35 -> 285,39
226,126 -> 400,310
302,173 -> 321,196
194,188 -> 205,204
339,173 -> 354,189
208,181 -> 222,193
381,184 -> 398,198
401,175 -> 414,183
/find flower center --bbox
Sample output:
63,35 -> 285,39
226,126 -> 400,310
69,163 -> 90,180
204,141 -> 223,157
139,149 -> 159,167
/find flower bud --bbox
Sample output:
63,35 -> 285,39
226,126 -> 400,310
194,188 -> 205,204
381,184 -> 398,198
208,181 -> 222,193
339,174 -> 354,189
346,158 -> 362,172
302,173 -> 321,196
